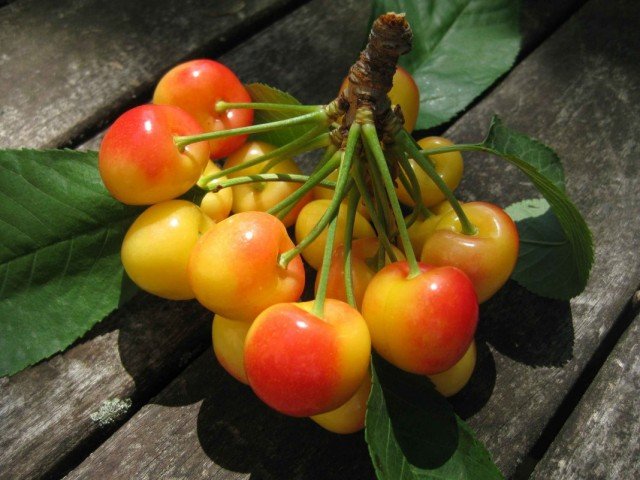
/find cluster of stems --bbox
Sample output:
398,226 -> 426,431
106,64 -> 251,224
173,13 -> 478,318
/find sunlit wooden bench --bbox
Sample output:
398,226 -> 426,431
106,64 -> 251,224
1,0 -> 638,478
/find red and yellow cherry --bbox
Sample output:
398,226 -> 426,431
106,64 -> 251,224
427,340 -> 477,397
212,314 -> 251,385
188,211 -> 305,321
199,161 -> 233,223
362,261 -> 478,375
153,59 -> 253,159
295,199 -> 375,270
311,371 -> 371,434
396,137 -> 463,208
223,141 -> 313,227
340,65 -> 419,132
99,104 -> 209,205
315,238 -> 405,310
421,201 -> 519,303
244,299 -> 371,417
121,200 -> 213,300
406,200 -> 460,255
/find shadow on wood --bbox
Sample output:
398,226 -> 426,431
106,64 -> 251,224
480,281 -> 574,368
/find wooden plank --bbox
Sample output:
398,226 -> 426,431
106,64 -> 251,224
531,309 -> 640,479
0,295 -> 212,480
0,1 -> 591,479
0,0 -> 302,150
443,0 -> 640,474
0,1 -> 369,479
64,0 -> 640,478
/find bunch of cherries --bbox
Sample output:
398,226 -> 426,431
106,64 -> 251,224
99,15 -> 519,435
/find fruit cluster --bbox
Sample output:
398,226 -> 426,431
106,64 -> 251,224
99,18 -> 519,435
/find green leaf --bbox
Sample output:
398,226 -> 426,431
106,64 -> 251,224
0,149 -> 141,377
371,0 -> 521,129
506,198 -> 580,299
366,355 -> 503,479
482,116 -> 593,299
245,83 -> 315,147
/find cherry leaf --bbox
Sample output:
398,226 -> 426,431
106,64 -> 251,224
366,355 -> 503,479
371,0 -> 521,129
0,149 -> 140,376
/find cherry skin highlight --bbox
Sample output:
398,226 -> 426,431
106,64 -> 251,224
153,59 -> 253,159
362,261 -> 478,375
99,104 -> 209,205
421,201 -> 519,303
188,211 -> 305,321
121,200 -> 213,300
244,299 -> 371,417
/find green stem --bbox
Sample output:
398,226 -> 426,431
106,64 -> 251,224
343,189 -> 360,308
260,124 -> 327,173
352,160 -> 398,262
312,214 -> 339,318
362,123 -> 420,277
397,130 -> 477,236
278,123 -> 361,269
420,143 -> 485,156
393,147 -> 431,218
397,169 -> 424,229
268,150 -> 341,218
309,144 -> 339,176
197,129 -> 329,189
175,110 -> 327,150
215,100 -> 322,114
362,140 -> 394,236
204,173 -> 335,191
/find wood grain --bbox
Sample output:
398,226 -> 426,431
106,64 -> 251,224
443,0 -> 640,475
0,295 -> 212,480
64,0 -> 640,478
0,1 -> 369,479
0,0 -> 301,149
531,310 -> 640,479
0,0 -> 611,479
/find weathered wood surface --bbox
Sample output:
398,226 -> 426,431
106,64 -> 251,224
0,0 -> 608,479
63,0 -> 640,478
0,296 -> 212,480
0,0 -> 302,150
444,0 -> 640,475
531,308 -> 640,480
0,1 -> 369,479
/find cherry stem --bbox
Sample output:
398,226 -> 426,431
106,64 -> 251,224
420,143 -> 485,156
174,110 -> 328,150
203,173 -> 335,192
352,158 -> 398,262
308,145 -> 339,179
343,189 -> 360,308
362,138 -> 393,236
260,124 -> 327,174
392,146 -> 431,218
278,123 -> 360,269
397,169 -> 423,229
312,214 -> 339,318
268,150 -> 341,218
397,130 -> 478,236
215,100 -> 323,114
197,129 -> 330,189
361,122 -> 420,278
